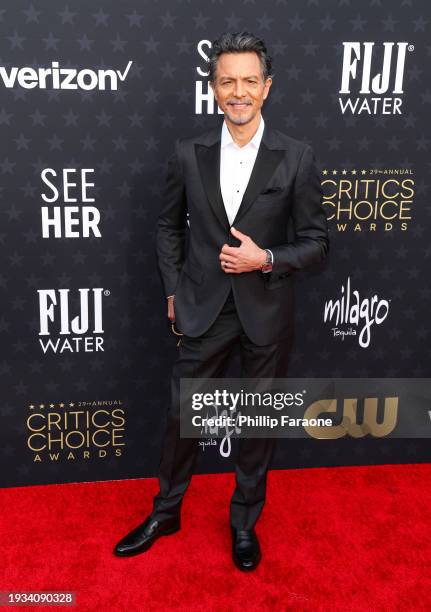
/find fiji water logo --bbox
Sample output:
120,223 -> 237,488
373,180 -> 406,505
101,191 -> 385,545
37,288 -> 107,353
339,42 -> 413,115
324,277 -> 390,348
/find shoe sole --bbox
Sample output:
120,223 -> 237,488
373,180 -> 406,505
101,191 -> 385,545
113,525 -> 180,557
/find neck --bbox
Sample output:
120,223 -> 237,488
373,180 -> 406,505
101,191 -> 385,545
225,112 -> 262,148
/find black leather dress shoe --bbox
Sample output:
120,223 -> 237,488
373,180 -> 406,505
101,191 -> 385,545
113,515 -> 180,557
231,527 -> 262,571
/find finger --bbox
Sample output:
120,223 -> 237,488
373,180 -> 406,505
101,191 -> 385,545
221,260 -> 234,272
220,245 -> 238,255
219,254 -> 237,264
230,226 -> 248,240
221,257 -> 238,267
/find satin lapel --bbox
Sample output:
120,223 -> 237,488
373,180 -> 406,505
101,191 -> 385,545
231,142 -> 285,226
195,140 -> 230,233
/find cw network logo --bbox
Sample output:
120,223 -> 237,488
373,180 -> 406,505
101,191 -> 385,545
0,60 -> 133,91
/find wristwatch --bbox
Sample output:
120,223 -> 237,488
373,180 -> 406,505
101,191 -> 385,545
261,249 -> 273,273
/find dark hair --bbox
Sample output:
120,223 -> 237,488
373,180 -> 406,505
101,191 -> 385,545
207,31 -> 274,83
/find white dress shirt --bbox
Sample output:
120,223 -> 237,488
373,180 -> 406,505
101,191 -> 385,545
220,114 -> 265,226
219,114 -> 273,271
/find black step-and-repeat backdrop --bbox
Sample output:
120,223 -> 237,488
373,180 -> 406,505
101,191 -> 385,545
1,0 -> 430,487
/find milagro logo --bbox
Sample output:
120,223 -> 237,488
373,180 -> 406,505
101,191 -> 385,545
0,60 -> 133,91
324,277 -> 390,348
339,42 -> 413,115
37,288 -> 107,353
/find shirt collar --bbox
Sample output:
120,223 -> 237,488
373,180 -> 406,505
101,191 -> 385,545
221,114 -> 265,150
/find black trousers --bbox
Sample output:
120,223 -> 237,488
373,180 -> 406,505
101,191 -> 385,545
151,288 -> 291,530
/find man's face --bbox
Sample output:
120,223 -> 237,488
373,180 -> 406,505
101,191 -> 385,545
210,51 -> 272,126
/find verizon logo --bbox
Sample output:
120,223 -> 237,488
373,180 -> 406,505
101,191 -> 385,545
0,60 -> 133,91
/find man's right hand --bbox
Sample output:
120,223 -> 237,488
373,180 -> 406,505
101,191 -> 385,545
167,295 -> 175,322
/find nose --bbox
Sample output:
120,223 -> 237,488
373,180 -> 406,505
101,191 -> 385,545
233,80 -> 246,99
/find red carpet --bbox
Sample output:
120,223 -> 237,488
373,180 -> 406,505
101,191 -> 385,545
1,464 -> 430,611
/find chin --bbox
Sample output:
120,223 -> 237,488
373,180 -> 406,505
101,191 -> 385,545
225,109 -> 255,126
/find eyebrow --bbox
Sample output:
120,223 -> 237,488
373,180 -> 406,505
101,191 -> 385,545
219,75 -> 260,80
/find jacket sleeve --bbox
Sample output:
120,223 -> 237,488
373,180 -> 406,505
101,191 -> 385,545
270,144 -> 329,275
156,139 -> 188,297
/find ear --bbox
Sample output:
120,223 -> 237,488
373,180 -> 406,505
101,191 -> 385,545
263,77 -> 272,100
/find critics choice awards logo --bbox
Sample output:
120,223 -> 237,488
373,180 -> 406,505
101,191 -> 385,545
321,168 -> 415,233
26,400 -> 126,462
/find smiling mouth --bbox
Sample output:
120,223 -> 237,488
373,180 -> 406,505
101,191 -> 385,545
229,103 -> 250,109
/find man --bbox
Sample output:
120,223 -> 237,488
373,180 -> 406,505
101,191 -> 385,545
114,31 -> 329,571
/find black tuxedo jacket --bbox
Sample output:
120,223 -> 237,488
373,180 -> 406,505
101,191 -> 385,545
156,121 -> 329,346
